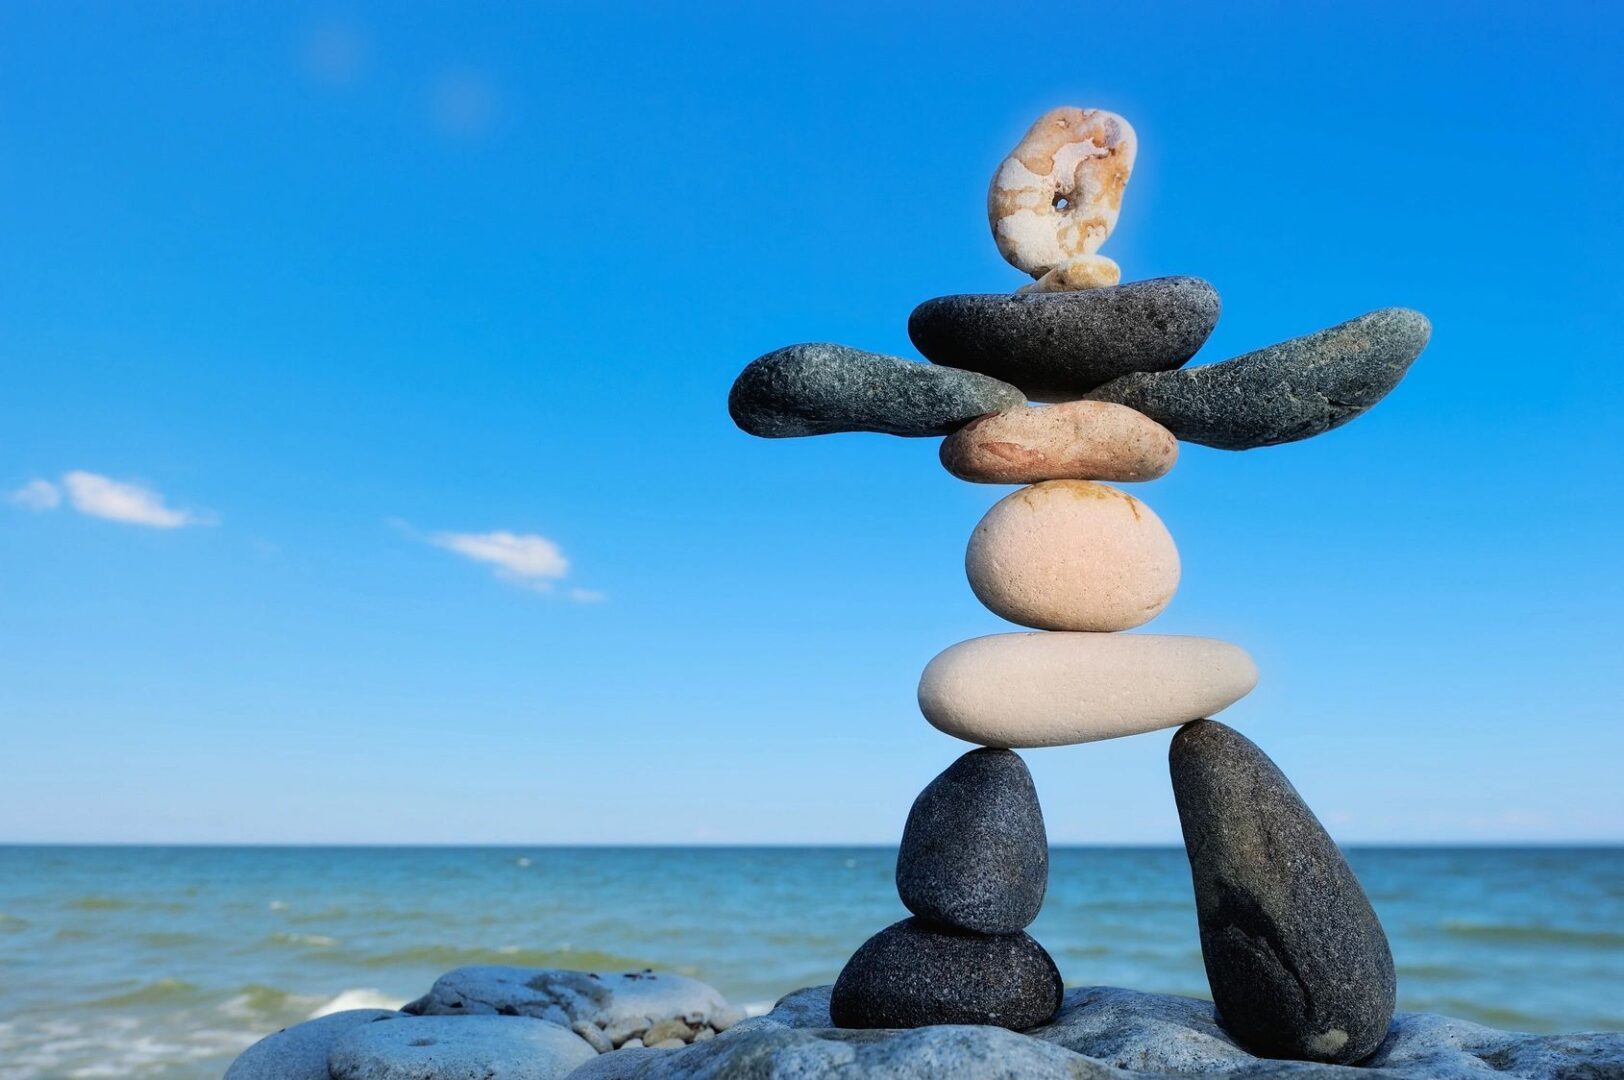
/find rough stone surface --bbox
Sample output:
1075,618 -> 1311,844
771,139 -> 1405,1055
1085,308 -> 1431,449
829,917 -> 1062,1030
966,481 -> 1179,632
729,343 -> 1024,438
224,1008 -> 400,1080
919,632 -> 1256,748
941,400 -> 1177,484
328,1014 -> 596,1079
576,984 -> 1624,1079
1170,720 -> 1396,1064
410,966 -> 730,1033
909,278 -> 1220,400
896,749 -> 1047,934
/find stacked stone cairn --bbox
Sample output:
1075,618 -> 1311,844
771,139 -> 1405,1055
729,107 -> 1432,1065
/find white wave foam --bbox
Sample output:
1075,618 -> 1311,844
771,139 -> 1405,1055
309,988 -> 408,1018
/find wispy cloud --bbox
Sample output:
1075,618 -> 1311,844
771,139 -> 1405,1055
300,19 -> 370,87
61,471 -> 215,528
7,479 -> 62,511
413,525 -> 605,601
427,68 -> 498,139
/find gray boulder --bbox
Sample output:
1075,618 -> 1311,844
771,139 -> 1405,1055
328,1015 -> 596,1079
1086,308 -> 1430,449
224,1008 -> 400,1080
728,343 -> 1024,438
408,965 -> 733,1034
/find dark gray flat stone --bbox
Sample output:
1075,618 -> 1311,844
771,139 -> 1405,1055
328,1014 -> 596,1079
829,917 -> 1062,1030
728,343 -> 1024,438
1169,720 -> 1396,1064
562,984 -> 1624,1078
897,749 -> 1047,934
908,278 -> 1221,401
1085,308 -> 1430,449
224,1009 -> 400,1080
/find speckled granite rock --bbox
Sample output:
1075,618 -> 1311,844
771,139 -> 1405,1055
569,984 -> 1624,1079
830,917 -> 1063,1030
225,1008 -> 400,1080
908,278 -> 1220,400
329,1015 -> 595,1079
1085,308 -> 1431,449
896,749 -> 1047,934
1170,720 -> 1395,1064
407,966 -> 733,1035
728,343 -> 1024,438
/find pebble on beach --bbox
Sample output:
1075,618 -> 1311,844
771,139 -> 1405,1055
327,1015 -> 598,1080
830,917 -> 1063,1030
908,277 -> 1220,400
728,343 -> 1025,438
1170,720 -> 1396,1064
1085,308 -> 1431,450
896,749 -> 1047,935
919,632 -> 1257,748
966,481 -> 1179,632
940,400 -> 1177,484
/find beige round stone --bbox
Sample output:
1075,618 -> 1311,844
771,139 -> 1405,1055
941,401 -> 1177,485
965,481 -> 1178,631
918,632 -> 1258,748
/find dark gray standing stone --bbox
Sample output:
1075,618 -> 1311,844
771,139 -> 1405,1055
897,749 -> 1047,934
224,1009 -> 400,1080
1169,720 -> 1396,1065
829,917 -> 1063,1030
728,342 -> 1024,438
1086,308 -> 1431,450
907,278 -> 1221,401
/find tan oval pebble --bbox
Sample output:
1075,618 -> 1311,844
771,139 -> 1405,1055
966,480 -> 1178,631
650,1038 -> 687,1050
918,632 -> 1258,748
941,401 -> 1177,484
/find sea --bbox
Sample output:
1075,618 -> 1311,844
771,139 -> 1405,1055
0,846 -> 1619,1078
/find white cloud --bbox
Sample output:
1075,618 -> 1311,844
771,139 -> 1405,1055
61,471 -> 215,528
429,530 -> 569,591
7,479 -> 61,511
568,587 -> 608,604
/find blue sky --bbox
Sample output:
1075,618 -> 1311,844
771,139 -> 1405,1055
2,2 -> 1620,844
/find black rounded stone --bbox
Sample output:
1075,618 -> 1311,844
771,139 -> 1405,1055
829,918 -> 1063,1031
896,749 -> 1047,934
1170,720 -> 1396,1064
728,342 -> 1024,438
907,277 -> 1220,401
1086,308 -> 1430,450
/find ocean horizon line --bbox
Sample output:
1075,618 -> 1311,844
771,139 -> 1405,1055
3,840 -> 1621,850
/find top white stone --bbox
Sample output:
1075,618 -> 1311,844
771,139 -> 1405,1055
989,107 -> 1137,291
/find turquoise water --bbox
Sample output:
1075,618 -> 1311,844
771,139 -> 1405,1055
0,846 -> 1618,1078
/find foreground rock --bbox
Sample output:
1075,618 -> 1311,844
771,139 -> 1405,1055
571,984 -> 1624,1079
225,1008 -> 400,1080
329,1015 -> 596,1079
829,917 -> 1062,1030
909,278 -> 1220,399
896,749 -> 1047,934
1085,308 -> 1431,449
919,633 -> 1257,748
940,400 -> 1177,484
728,343 -> 1024,438
966,481 -> 1179,632
1170,720 -> 1396,1064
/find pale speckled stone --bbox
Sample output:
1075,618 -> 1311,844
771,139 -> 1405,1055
989,107 -> 1137,290
224,1009 -> 400,1080
327,1015 -> 596,1080
409,966 -> 731,1033
918,633 -> 1258,749
942,401 -> 1177,484
966,481 -> 1179,632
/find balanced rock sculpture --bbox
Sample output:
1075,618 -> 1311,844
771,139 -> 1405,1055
728,103 -> 1429,1060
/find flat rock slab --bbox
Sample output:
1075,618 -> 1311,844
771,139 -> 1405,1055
908,278 -> 1220,400
225,1008 -> 401,1080
728,342 -> 1024,437
1085,308 -> 1431,450
406,965 -> 734,1034
1170,720 -> 1395,1064
569,984 -> 1624,1079
329,1015 -> 596,1079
